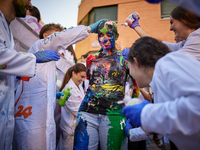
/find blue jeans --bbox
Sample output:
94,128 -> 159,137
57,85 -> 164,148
74,111 -> 127,150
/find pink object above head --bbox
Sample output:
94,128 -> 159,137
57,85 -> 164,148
27,18 -> 42,33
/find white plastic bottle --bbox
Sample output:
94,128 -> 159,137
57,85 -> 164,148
123,96 -> 141,106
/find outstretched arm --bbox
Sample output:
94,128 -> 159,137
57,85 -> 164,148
127,13 -> 150,37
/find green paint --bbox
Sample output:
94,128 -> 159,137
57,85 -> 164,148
22,52 -> 28,55
0,65 -> 7,70
120,55 -> 123,66
95,91 -> 104,98
101,27 -> 107,34
18,0 -> 26,16
107,115 -> 126,150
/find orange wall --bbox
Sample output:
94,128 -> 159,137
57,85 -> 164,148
75,0 -> 175,59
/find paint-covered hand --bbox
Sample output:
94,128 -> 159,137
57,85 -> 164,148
56,92 -> 64,100
128,14 -> 140,29
125,119 -> 133,137
34,50 -> 60,63
121,100 -> 150,126
89,19 -> 108,33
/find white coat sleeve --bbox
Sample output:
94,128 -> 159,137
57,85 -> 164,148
129,127 -> 163,142
162,41 -> 183,52
141,52 -> 200,135
0,44 -> 36,77
40,25 -> 89,51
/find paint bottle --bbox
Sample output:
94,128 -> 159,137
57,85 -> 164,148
123,96 -> 141,106
58,87 -> 72,106
121,12 -> 140,27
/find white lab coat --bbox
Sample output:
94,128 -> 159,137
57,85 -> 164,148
58,49 -> 74,63
141,51 -> 200,150
163,28 -> 200,61
10,17 -> 40,53
57,79 -> 85,150
14,25 -> 89,150
0,11 -> 36,150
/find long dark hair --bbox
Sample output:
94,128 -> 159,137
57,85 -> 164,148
66,45 -> 77,63
59,63 -> 86,91
29,6 -> 41,22
171,6 -> 200,29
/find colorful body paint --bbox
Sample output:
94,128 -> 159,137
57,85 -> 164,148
74,118 -> 89,150
74,21 -> 139,149
79,49 -> 139,115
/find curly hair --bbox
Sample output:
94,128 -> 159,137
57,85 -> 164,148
39,23 -> 64,39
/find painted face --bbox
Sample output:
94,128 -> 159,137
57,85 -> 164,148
13,0 -> 32,17
99,30 -> 115,50
170,16 -> 190,40
98,21 -> 118,51
72,71 -> 86,86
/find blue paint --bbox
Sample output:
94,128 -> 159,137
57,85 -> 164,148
74,118 -> 89,150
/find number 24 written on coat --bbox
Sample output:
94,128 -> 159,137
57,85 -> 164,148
14,105 -> 32,119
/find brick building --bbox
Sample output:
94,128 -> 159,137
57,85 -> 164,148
75,0 -> 177,59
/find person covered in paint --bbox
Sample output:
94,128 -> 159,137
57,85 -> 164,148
73,20 -> 139,150
57,63 -> 86,150
13,19 -> 107,150
122,36 -> 200,150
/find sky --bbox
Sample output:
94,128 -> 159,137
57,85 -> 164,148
32,0 -> 82,28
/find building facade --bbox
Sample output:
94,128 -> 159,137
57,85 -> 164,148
75,0 -> 177,59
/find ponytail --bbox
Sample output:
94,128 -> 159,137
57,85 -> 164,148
59,67 -> 73,91
59,63 -> 86,92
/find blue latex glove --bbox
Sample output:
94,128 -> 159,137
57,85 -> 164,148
129,14 -> 140,29
122,48 -> 130,60
56,92 -> 71,100
56,92 -> 64,99
146,0 -> 162,3
34,50 -> 60,63
121,100 -> 150,127
89,19 -> 108,33
125,119 -> 133,137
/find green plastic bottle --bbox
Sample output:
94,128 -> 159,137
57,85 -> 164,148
58,87 -> 72,106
